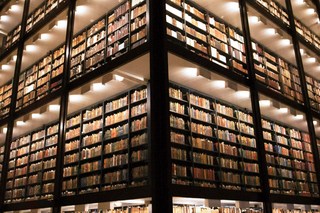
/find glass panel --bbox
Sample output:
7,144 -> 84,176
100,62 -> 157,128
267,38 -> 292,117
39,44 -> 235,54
16,9 -> 67,111
0,124 -> 7,182
0,0 -> 25,53
169,53 -> 262,191
0,49 -> 16,119
247,4 -> 303,104
166,0 -> 248,77
64,55 -> 150,196
259,93 -> 318,197
4,98 -> 60,204
27,0 -> 67,33
70,0 -> 148,81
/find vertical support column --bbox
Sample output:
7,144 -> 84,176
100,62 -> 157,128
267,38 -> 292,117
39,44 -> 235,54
239,0 -> 272,213
238,1 -> 272,213
148,0 -> 172,212
285,0 -> 320,195
52,0 -> 76,213
0,0 -> 30,210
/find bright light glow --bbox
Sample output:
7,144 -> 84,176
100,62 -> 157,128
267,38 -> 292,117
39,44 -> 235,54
0,15 -> 9,21
313,121 -> 318,125
300,49 -> 304,54
182,67 -> 197,77
114,74 -> 124,82
221,200 -> 236,204
212,80 -> 226,88
266,28 -> 276,35
236,91 -> 250,98
295,114 -> 303,119
296,0 -> 304,4
75,6 -> 87,14
307,8 -> 315,14
31,113 -> 41,118
3,127 -> 7,133
57,20 -> 67,28
26,45 -> 36,51
10,5 -> 19,11
17,121 -> 25,126
49,105 -> 60,111
69,95 -> 83,102
309,57 -> 316,63
259,100 -> 271,107
41,33 -> 50,40
279,108 -> 288,113
13,55 -> 17,61
92,83 -> 105,91
249,16 -> 259,23
2,64 -> 10,70
227,2 -> 239,11
114,202 -> 122,207
281,39 -> 291,45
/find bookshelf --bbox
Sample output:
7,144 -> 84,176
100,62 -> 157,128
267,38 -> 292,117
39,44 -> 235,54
294,18 -> 320,51
254,0 -> 290,27
62,86 -> 149,196
15,43 -> 65,111
173,203 -> 263,213
130,0 -> 147,49
0,144 -> 4,182
70,0 -> 148,82
26,2 -> 45,33
85,18 -> 106,74
169,83 -> 260,192
305,75 -> 320,112
261,118 -> 319,197
106,2 -> 129,59
4,122 -> 59,204
273,209 -> 320,213
166,0 -> 248,76
0,80 -> 13,120
251,41 -> 303,104
4,24 -> 21,50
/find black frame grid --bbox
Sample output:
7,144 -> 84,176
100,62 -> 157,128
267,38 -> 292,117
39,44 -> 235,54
0,0 -> 320,213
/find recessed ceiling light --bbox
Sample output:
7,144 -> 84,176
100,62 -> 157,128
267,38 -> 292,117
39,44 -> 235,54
307,8 -> 315,14
259,100 -> 271,107
69,95 -> 82,102
212,80 -> 225,88
114,74 -> 124,82
92,83 -> 105,91
31,113 -> 41,118
17,121 -> 25,126
279,108 -> 288,113
49,105 -> 60,111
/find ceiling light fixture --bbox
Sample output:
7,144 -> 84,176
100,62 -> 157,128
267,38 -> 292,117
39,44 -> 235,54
16,121 -> 25,126
259,100 -> 271,107
31,113 -> 41,118
114,74 -> 124,82
49,105 -> 60,111
212,80 -> 225,88
279,108 -> 288,113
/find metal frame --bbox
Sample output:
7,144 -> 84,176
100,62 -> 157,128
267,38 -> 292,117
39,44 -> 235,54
0,0 -> 320,212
